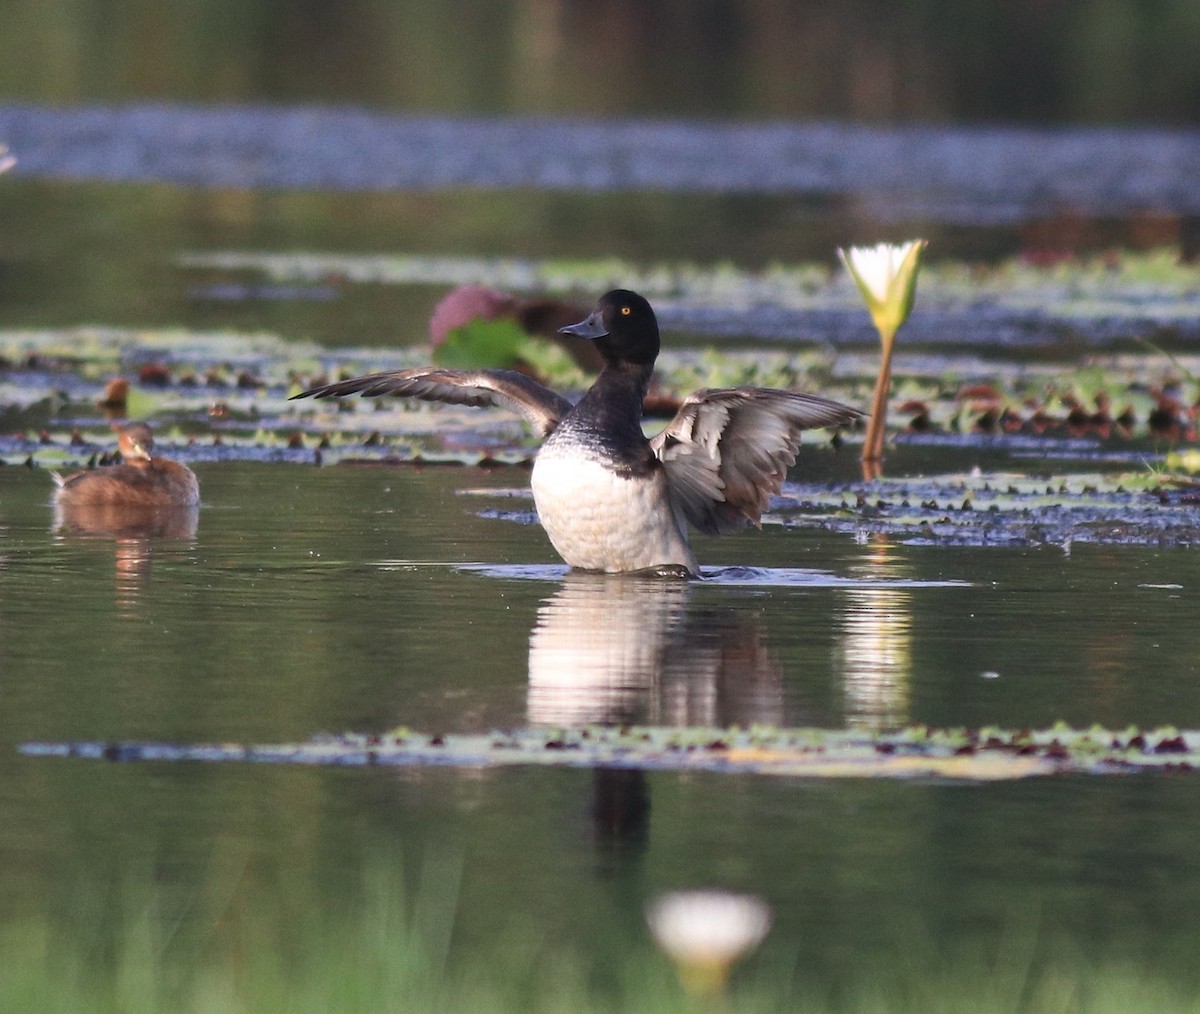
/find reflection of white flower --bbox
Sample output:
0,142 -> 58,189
0,145 -> 15,175
646,890 -> 772,997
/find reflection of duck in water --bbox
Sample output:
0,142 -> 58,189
52,424 -> 200,510
296,290 -> 862,576
528,573 -> 691,726
526,572 -> 783,728
526,572 -> 783,864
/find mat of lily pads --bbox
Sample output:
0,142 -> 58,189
771,472 -> 1200,548
19,725 -> 1200,781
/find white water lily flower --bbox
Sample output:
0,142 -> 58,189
0,146 -> 14,175
838,239 -> 927,467
646,890 -> 772,997
838,240 -> 926,339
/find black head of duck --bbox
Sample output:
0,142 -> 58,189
557,289 -> 660,369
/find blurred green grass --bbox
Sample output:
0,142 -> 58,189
5,858 -> 1200,1014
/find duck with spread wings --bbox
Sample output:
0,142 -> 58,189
293,289 -> 863,577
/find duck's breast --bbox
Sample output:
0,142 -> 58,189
530,437 -> 697,574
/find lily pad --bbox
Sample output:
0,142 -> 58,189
434,317 -> 530,369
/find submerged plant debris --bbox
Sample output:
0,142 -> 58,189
19,724 -> 1200,781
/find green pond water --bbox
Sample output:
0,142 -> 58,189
4,448 -> 1200,1001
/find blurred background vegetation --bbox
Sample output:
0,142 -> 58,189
3,0 -> 1200,123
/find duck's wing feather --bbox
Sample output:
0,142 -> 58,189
649,388 -> 864,535
292,368 -> 572,438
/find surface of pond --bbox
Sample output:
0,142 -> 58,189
5,447 -> 1200,998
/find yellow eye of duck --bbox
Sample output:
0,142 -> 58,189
620,305 -> 631,316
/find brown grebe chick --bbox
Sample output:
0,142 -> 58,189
53,424 -> 200,509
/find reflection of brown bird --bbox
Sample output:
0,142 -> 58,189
430,285 -> 603,372
54,503 -> 198,539
52,424 -> 200,509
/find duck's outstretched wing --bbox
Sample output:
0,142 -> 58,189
292,368 -> 573,438
649,388 -> 864,535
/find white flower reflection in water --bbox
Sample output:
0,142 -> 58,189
646,890 -> 773,999
836,537 -> 913,729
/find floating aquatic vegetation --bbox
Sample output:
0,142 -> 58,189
431,316 -> 590,389
177,247 -> 1200,347
2,263 -> 1199,486
775,470 -> 1200,548
0,326 -> 325,369
434,316 -> 531,369
2,290 -> 1199,454
20,723 -> 1200,781
7,339 -> 1200,552
1164,450 -> 1200,476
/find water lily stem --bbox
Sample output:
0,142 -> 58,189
862,329 -> 896,464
